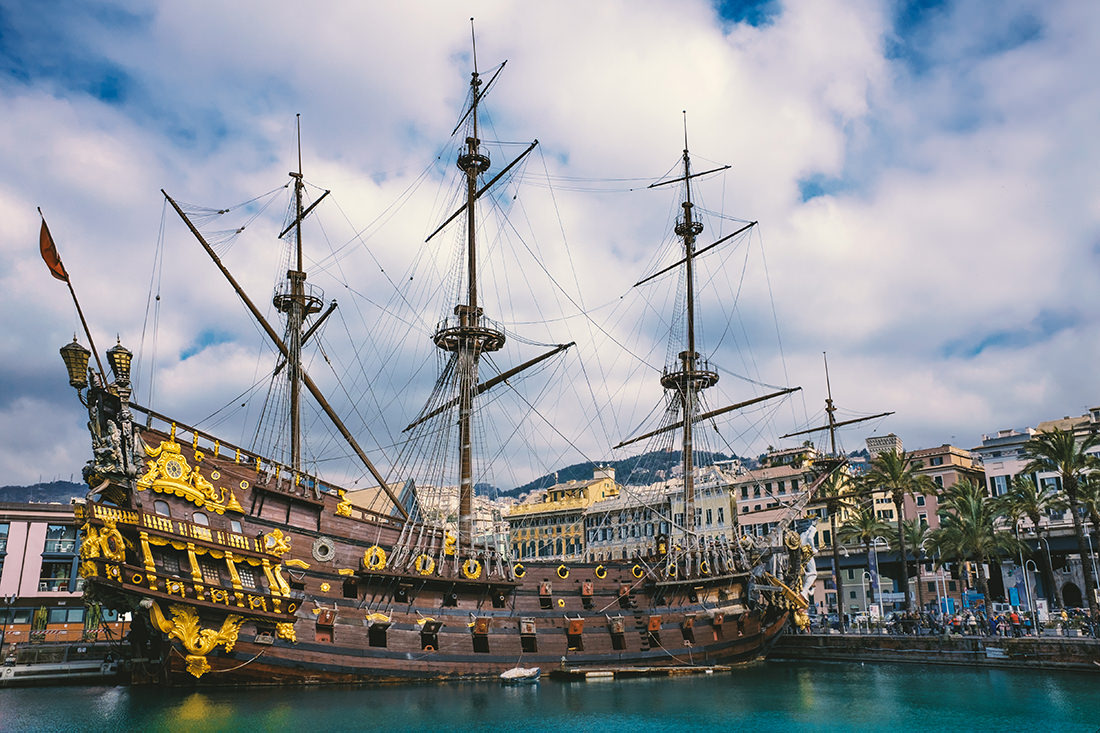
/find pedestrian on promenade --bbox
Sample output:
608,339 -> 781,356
1010,610 -> 1020,637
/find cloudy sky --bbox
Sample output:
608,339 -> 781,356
3,0 -> 1099,490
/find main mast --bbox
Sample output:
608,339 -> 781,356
660,124 -> 719,540
433,30 -> 505,549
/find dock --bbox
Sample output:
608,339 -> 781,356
768,632 -> 1100,672
549,665 -> 731,681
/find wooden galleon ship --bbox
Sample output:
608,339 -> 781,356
60,38 -> 819,685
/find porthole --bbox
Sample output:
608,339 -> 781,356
312,536 -> 336,563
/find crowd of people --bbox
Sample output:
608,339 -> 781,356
806,606 -> 1100,637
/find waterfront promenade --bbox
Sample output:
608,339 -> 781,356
769,629 -> 1100,672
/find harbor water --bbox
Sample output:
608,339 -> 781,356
2,661 -> 1097,732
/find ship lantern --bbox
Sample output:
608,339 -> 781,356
107,339 -> 133,386
59,337 -> 91,390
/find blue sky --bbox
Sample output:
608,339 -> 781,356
1,0 -> 1099,487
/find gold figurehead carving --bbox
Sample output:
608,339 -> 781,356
138,437 -> 244,515
149,601 -> 244,678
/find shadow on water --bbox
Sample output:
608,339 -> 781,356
2,662 -> 1099,732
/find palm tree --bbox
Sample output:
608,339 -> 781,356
1023,427 -> 1100,617
1000,475 -> 1065,608
837,502 -> 892,608
861,449 -> 936,611
928,479 -> 1020,621
816,470 -> 858,630
894,518 -> 932,612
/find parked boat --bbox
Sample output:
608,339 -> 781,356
499,666 -> 540,683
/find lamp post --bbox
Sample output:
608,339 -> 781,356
871,536 -> 889,619
923,541 -> 942,619
1024,559 -> 1039,634
1077,507 -> 1100,603
857,571 -> 873,633
1039,535 -> 1057,610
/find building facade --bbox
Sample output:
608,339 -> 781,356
507,467 -> 620,561
0,502 -> 126,651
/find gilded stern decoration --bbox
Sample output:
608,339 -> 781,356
138,435 -> 244,514
149,601 -> 244,678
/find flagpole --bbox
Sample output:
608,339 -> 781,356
38,208 -> 106,380
66,278 -> 106,380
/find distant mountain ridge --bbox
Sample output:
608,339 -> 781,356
0,480 -> 85,504
497,449 -> 744,499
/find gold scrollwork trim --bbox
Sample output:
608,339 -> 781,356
138,437 -> 244,515
148,601 -> 244,679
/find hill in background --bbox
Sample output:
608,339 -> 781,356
496,449 -> 745,499
0,480 -> 85,504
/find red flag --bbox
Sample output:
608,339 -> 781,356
39,217 -> 69,282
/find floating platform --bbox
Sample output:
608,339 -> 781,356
549,665 -> 731,681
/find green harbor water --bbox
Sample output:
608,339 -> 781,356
2,661 -> 1098,732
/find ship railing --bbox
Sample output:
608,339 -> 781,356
82,501 -> 272,557
131,402 -> 344,500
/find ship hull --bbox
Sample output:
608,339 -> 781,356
142,612 -> 787,686
75,424 -> 795,687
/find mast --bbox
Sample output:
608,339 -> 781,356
824,352 -> 837,456
778,355 -> 894,453
659,116 -> 719,540
269,115 -> 323,473
433,23 -> 506,549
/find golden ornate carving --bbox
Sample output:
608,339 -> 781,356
275,622 -> 297,643
262,529 -> 292,557
414,554 -> 435,576
284,558 -> 310,569
335,489 -> 352,517
80,523 -> 100,559
148,601 -> 244,679
137,437 -> 244,515
363,545 -> 386,571
82,520 -> 126,562
99,518 -> 127,562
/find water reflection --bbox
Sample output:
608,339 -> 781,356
2,663 -> 1099,732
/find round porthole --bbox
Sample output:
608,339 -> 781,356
312,536 -> 336,562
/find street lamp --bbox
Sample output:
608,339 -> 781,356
1039,535 -> 1057,610
870,536 -> 889,618
1024,559 -> 1040,633
1077,507 -> 1100,602
923,540 -> 942,618
860,571 -> 873,633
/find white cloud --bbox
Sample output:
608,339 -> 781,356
1,0 -> 1098,487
